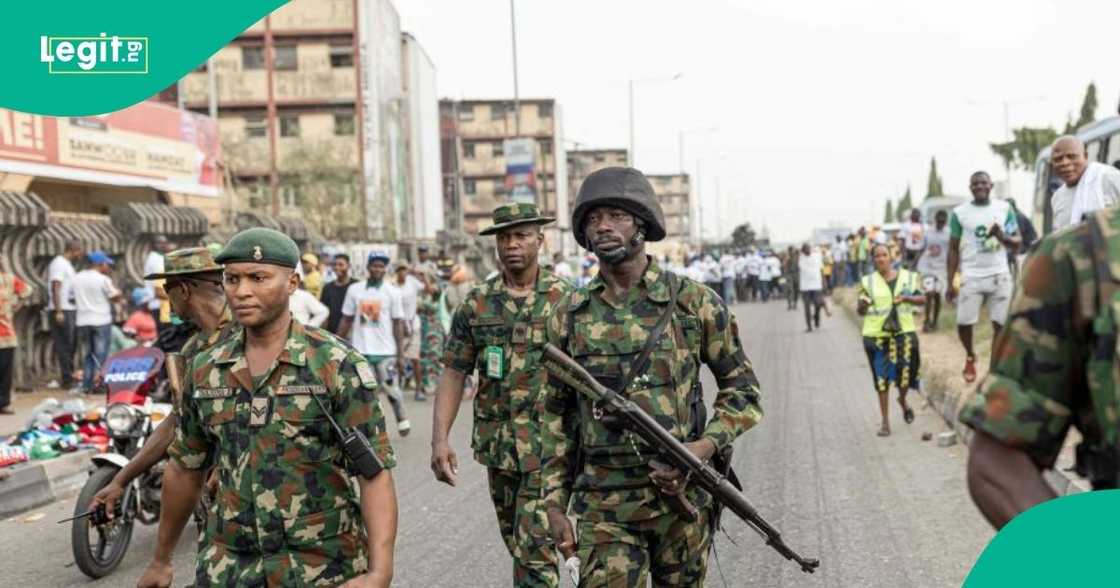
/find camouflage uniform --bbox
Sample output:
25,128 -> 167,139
541,257 -> 763,587
960,206 -> 1120,489
169,319 -> 396,587
442,265 -> 569,587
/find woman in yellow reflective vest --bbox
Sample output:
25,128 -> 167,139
858,243 -> 925,437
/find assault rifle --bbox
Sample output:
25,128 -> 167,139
543,343 -> 820,574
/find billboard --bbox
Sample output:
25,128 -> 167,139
504,137 -> 537,204
0,100 -> 220,197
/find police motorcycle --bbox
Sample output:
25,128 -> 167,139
70,345 -> 177,578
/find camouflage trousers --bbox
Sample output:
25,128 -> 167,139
192,533 -> 367,587
486,467 -> 559,587
575,509 -> 712,587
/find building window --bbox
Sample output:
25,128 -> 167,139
490,104 -> 506,121
494,180 -> 508,195
464,179 -> 476,195
334,113 -> 355,136
280,115 -> 300,138
493,141 -> 504,157
242,45 -> 265,70
463,142 -> 475,158
280,185 -> 300,207
538,103 -> 553,118
244,115 -> 267,139
329,44 -> 353,68
540,140 -> 552,156
593,154 -> 605,163
458,107 -> 474,122
274,45 -> 297,71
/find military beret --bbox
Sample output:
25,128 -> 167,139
215,227 -> 300,269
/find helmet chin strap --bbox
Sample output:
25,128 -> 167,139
595,228 -> 645,266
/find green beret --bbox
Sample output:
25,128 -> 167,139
215,227 -> 300,269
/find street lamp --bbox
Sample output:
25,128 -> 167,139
628,72 -> 683,168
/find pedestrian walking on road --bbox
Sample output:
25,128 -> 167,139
430,202 -> 569,588
916,209 -> 950,332
799,243 -> 826,332
0,256 -> 32,414
46,239 -> 82,389
147,228 -> 399,588
542,167 -> 763,587
858,243 -> 924,437
72,251 -> 123,394
961,206 -> 1120,530
320,253 -> 355,334
784,246 -> 800,310
946,171 -> 1021,383
338,251 -> 412,437
415,274 -> 444,399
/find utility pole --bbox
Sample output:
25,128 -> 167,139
207,57 -> 217,120
695,158 -> 703,244
510,0 -> 521,137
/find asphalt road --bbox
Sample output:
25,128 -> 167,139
0,299 -> 993,587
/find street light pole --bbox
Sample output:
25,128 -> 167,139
510,0 -> 521,136
627,73 -> 682,169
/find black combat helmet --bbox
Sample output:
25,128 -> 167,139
571,167 -> 666,248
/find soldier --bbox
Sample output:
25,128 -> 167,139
430,202 -> 569,587
541,167 -> 764,587
93,246 -> 234,522
960,206 -> 1120,529
140,228 -> 398,588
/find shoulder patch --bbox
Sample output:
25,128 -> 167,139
355,361 -> 378,389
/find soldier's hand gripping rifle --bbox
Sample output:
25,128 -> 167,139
543,343 -> 820,574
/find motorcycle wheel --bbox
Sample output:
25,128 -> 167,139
71,466 -> 135,579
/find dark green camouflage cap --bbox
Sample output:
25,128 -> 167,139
478,202 -> 555,236
215,227 -> 300,268
144,247 -> 223,280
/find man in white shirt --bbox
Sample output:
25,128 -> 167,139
143,235 -> 174,333
798,243 -> 826,332
765,252 -> 782,302
1050,135 -> 1120,230
916,209 -> 950,332
339,251 -> 411,436
393,262 -> 425,399
745,250 -> 762,302
719,252 -> 738,304
830,236 -> 848,289
899,209 -> 926,269
289,278 -> 329,328
72,251 -> 123,393
47,239 -> 83,388
946,172 -> 1021,383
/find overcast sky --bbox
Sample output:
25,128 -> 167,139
397,0 -> 1119,243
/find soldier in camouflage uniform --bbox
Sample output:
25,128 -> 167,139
143,228 -> 398,588
542,167 -> 764,587
961,206 -> 1120,529
94,246 -> 234,522
431,202 -> 569,587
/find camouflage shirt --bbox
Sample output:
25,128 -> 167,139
169,319 -> 395,586
541,257 -> 763,523
178,306 -> 235,362
442,268 -> 570,472
961,206 -> 1120,472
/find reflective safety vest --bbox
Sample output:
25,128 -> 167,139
860,269 -> 920,336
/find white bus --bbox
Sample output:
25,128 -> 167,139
1032,116 -> 1120,234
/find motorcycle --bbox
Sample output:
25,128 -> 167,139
70,345 -> 175,579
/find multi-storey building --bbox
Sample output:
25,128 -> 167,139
177,0 -> 436,242
439,98 -> 569,253
647,173 -> 692,241
567,148 -> 628,195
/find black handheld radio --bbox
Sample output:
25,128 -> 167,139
310,391 -> 384,480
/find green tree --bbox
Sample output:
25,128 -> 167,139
896,186 -> 913,221
926,158 -> 944,199
731,222 -> 756,249
990,127 -> 1060,172
884,199 -> 894,224
991,82 -> 1097,171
